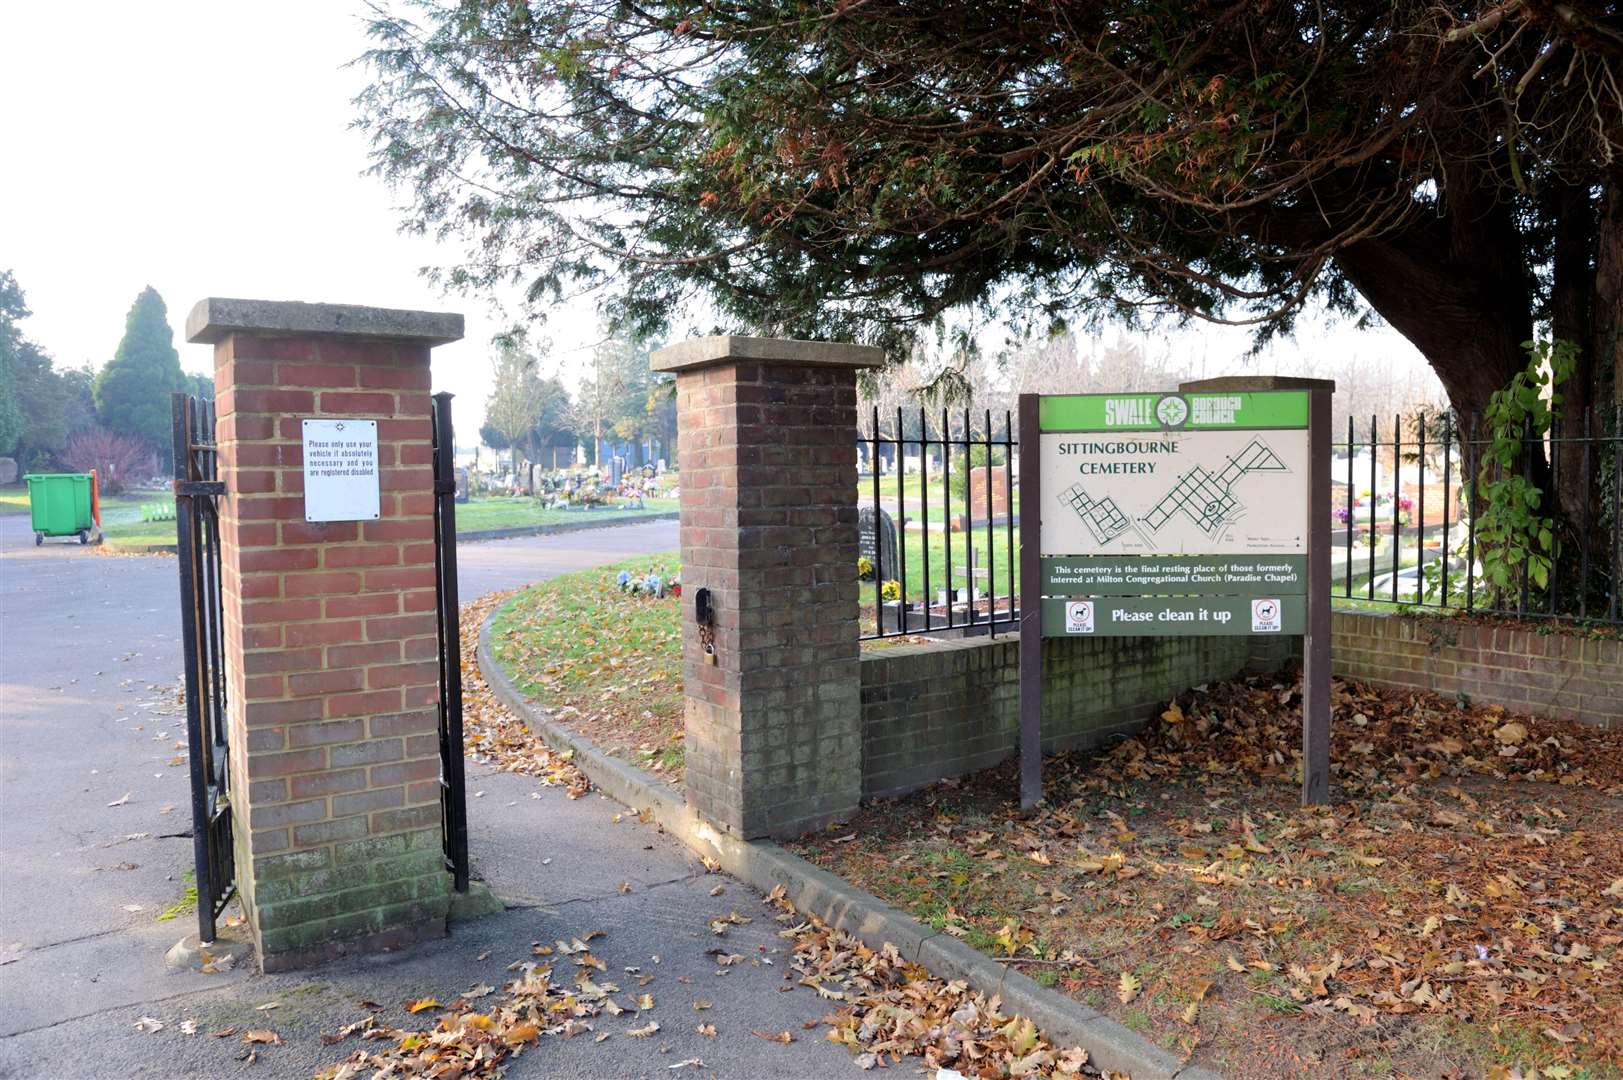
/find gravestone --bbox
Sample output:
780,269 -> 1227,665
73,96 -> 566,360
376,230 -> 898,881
0,457 -> 16,485
454,466 -> 470,503
968,464 -> 1010,518
858,505 -> 899,582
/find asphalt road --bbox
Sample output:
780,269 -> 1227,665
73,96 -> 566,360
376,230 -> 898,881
0,515 -> 867,1079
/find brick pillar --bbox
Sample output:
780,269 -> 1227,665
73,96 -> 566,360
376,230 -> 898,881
651,336 -> 883,837
186,298 -> 462,971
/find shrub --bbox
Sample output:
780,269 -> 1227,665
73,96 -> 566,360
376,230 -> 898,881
62,428 -> 156,495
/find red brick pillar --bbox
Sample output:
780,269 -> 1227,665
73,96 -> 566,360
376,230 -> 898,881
187,298 -> 462,970
651,336 -> 883,837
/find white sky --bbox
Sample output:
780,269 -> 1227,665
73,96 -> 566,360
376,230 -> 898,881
0,1 -> 1441,443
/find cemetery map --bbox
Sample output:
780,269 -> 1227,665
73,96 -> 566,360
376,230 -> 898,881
1039,428 -> 1309,556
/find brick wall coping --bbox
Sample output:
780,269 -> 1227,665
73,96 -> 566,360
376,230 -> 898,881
185,298 -> 464,346
650,334 -> 884,373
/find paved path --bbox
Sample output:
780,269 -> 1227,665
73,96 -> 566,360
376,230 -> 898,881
0,515 -> 861,1079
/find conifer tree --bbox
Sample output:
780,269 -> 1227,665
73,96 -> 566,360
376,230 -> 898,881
95,287 -> 185,459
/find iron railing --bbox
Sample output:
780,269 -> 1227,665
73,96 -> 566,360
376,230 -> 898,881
860,407 -> 1019,639
1333,408 -> 1621,623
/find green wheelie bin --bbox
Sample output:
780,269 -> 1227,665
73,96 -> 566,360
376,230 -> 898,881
24,471 -> 101,546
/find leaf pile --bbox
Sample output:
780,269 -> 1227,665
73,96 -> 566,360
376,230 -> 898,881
460,589 -> 590,797
800,674 -> 1623,1077
315,931 -> 650,1078
766,887 -> 1104,1078
1106,674 -> 1623,795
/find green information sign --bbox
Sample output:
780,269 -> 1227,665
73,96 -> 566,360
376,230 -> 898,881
1040,555 -> 1307,597
1018,381 -> 1334,809
1039,595 -> 1304,637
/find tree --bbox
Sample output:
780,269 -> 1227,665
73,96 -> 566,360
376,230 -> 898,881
357,1 -> 1620,526
96,287 -> 184,460
0,270 -> 85,468
573,332 -> 653,466
0,272 -> 28,458
483,340 -> 557,470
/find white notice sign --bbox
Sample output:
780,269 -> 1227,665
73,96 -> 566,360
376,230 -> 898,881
302,419 -> 381,522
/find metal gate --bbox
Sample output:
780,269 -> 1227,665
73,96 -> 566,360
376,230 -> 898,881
171,392 -> 235,942
431,392 -> 469,892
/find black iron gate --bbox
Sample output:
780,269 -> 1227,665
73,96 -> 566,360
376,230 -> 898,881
171,392 -> 235,942
431,392 -> 470,892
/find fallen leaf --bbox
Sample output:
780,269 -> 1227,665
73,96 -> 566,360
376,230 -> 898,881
133,1017 -> 164,1034
405,998 -> 438,1014
751,1029 -> 793,1044
1116,971 -> 1141,1005
242,1029 -> 281,1045
107,792 -> 132,807
505,1022 -> 540,1044
696,1023 -> 716,1037
627,1021 -> 660,1038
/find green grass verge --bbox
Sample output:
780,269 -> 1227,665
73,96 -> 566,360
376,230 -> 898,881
490,552 -> 686,776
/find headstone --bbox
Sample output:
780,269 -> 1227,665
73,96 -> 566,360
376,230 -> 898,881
0,457 -> 16,485
968,465 -> 1011,519
610,455 -> 625,488
454,466 -> 470,503
858,505 -> 899,582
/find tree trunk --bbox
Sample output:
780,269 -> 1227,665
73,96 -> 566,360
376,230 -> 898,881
1596,174 -> 1623,413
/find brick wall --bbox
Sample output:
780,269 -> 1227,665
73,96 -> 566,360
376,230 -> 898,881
676,360 -> 864,837
860,616 -> 1620,799
859,632 -> 1265,798
214,333 -> 449,966
1332,611 -> 1621,728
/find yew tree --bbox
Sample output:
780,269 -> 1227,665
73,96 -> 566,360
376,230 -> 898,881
357,2 -> 1619,484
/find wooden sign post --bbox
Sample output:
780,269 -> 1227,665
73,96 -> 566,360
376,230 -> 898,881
1018,377 -> 1334,809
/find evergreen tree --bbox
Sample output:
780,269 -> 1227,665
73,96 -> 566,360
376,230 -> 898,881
96,287 -> 184,459
0,270 -> 81,468
0,271 -> 31,459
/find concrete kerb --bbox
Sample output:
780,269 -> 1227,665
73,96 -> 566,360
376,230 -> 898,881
102,541 -> 177,555
476,607 -> 1212,1080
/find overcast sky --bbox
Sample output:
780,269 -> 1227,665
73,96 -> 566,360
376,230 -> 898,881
0,2 -> 1439,442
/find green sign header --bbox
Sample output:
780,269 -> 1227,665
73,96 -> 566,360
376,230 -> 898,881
1039,391 -> 1308,433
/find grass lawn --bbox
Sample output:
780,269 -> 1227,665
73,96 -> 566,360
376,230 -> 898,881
488,553 -> 686,783
4,486 -> 172,544
859,523 -> 1022,634
791,679 -> 1623,1079
452,495 -> 678,535
1,486 -> 156,518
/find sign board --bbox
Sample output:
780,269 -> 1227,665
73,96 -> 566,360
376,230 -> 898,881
1017,384 -> 1332,811
302,419 -> 381,522
1036,390 -> 1308,636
